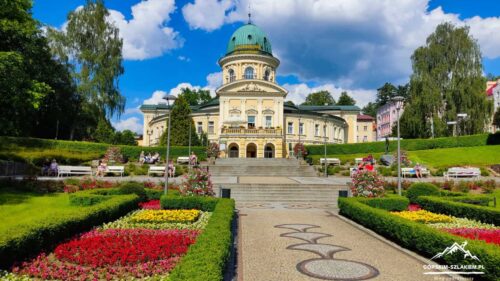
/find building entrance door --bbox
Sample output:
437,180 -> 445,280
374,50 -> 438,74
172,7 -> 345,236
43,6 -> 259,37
228,144 -> 239,158
246,143 -> 257,158
264,143 -> 274,158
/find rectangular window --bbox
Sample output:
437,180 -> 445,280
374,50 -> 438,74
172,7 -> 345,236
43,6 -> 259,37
364,126 -> 368,131
315,124 -> 319,136
197,122 -> 203,134
265,116 -> 272,128
363,136 -> 368,142
288,122 -> 293,134
299,123 -> 304,135
247,116 -> 255,129
208,121 -> 214,134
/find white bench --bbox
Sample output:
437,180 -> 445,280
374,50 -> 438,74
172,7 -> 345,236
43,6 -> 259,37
401,167 -> 430,178
57,166 -> 93,177
444,167 -> 480,180
355,158 -> 376,164
319,158 -> 341,166
177,156 -> 190,164
148,165 -> 176,177
105,166 -> 125,177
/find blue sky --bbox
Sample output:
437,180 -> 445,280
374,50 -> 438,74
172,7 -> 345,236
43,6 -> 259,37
32,0 -> 500,133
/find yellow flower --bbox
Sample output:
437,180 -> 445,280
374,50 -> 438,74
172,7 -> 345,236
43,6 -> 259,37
130,209 -> 200,223
391,210 -> 453,224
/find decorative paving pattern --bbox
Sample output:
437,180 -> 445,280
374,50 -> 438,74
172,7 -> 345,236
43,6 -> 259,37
275,224 -> 379,280
236,202 -> 275,209
236,203 -> 336,210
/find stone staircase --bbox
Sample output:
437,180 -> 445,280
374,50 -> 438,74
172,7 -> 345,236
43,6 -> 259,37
209,158 -> 317,177
215,183 -> 343,204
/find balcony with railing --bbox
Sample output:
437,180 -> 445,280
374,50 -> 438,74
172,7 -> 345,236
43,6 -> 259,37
221,127 -> 283,136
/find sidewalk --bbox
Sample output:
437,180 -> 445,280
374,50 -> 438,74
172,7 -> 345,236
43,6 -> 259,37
238,205 -> 454,281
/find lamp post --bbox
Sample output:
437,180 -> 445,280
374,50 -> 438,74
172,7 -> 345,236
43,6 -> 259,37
298,115 -> 302,158
391,96 -> 404,196
163,94 -> 176,195
457,113 -> 467,136
323,114 -> 329,177
188,120 -> 192,170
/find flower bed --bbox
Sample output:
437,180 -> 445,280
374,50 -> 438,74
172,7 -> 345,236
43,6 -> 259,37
441,228 -> 500,245
129,209 -> 200,223
101,210 -> 211,230
391,210 -> 453,223
426,217 -> 497,230
139,199 -> 161,210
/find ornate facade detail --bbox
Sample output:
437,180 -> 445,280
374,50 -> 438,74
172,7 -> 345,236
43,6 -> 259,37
238,82 -> 264,92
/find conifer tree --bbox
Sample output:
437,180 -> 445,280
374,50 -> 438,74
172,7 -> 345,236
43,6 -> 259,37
160,95 -> 200,146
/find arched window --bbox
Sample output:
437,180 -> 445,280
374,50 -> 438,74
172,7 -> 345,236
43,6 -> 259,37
228,69 -> 235,82
244,67 -> 254,79
264,69 -> 270,81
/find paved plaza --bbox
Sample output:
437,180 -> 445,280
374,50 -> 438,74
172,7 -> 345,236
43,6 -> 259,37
237,204 -> 455,281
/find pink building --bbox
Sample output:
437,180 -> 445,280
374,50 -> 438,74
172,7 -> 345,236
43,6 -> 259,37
376,102 -> 404,140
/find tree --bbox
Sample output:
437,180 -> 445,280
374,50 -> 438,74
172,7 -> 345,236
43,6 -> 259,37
92,118 -> 115,143
399,22 -> 492,138
179,88 -> 212,106
376,83 -> 397,107
284,100 -> 295,106
159,95 -> 200,146
302,90 -> 335,106
115,130 -> 137,145
336,91 -> 356,106
493,107 -> 500,129
486,73 -> 500,81
362,102 -> 378,117
47,0 -> 125,137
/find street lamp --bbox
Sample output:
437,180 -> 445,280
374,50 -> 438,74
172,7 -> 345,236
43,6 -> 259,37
163,94 -> 176,195
188,120 -> 192,170
298,115 -> 302,158
323,114 -> 329,178
391,96 -> 404,196
457,113 -> 468,136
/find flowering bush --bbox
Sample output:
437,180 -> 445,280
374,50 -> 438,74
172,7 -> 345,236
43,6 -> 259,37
391,210 -> 453,223
64,177 -> 116,192
350,171 -> 385,198
408,203 -> 422,211
101,211 -> 212,230
206,142 -> 220,158
139,200 -> 161,210
426,217 -> 498,230
129,209 -> 200,223
293,143 -> 308,157
441,228 -> 500,245
180,168 -> 215,196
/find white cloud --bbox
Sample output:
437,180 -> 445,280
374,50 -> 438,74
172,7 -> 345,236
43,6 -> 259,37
178,55 -> 191,62
181,0 -> 500,88
124,107 -> 142,115
283,83 -> 376,107
205,71 -> 223,93
113,117 -> 143,133
143,90 -> 169,105
107,0 -> 183,60
182,0 -> 233,31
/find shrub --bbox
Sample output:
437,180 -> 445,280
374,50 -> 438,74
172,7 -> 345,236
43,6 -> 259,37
338,198 -> 500,280
180,168 -> 215,196
446,195 -> 491,206
415,196 -> 500,226
452,181 -> 470,193
119,182 -> 147,201
480,167 -> 490,177
355,196 -> 409,211
293,143 -> 308,157
350,171 -> 385,197
69,193 -> 111,206
482,180 -> 497,194
168,198 -> 235,281
340,170 -> 350,176
161,196 -> 218,211
0,194 -> 139,269
406,182 -> 440,203
0,178 -> 65,193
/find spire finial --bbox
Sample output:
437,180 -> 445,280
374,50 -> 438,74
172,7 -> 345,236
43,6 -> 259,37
248,1 -> 252,24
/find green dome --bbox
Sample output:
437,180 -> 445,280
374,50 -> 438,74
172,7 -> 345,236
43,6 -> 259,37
226,24 -> 273,56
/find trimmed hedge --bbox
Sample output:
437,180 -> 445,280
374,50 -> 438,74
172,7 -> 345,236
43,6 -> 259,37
161,196 -> 219,211
167,198 -> 235,281
416,196 -> 500,226
446,195 -> 492,206
306,134 -> 494,156
0,193 -> 139,269
406,182 -> 440,203
339,198 -> 500,280
356,196 -> 409,211
0,136 -> 207,166
69,193 -> 111,206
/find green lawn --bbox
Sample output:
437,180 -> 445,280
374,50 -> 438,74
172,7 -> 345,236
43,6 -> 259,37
309,145 -> 499,168
0,190 -> 86,235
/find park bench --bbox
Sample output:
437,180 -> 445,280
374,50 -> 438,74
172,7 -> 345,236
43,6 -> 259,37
177,156 -> 190,164
105,166 -> 125,177
444,167 -> 480,180
57,166 -> 93,177
148,165 -> 175,177
401,167 -> 430,178
319,158 -> 341,166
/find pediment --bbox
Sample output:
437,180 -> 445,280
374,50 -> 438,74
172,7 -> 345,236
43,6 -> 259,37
262,108 -> 275,115
216,80 -> 288,97
229,108 -> 241,114
246,109 -> 258,115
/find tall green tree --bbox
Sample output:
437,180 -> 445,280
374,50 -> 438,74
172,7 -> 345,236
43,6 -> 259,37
493,108 -> 500,129
400,22 -> 492,138
47,0 -> 125,138
362,102 -> 378,117
302,90 -> 335,106
160,95 -> 200,146
336,91 -> 356,106
376,83 -> 397,106
179,88 -> 212,106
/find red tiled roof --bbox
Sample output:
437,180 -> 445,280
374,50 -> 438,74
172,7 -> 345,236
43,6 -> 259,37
357,114 -> 375,121
486,83 -> 497,96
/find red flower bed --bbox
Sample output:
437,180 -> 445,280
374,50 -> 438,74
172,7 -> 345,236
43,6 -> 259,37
442,228 -> 500,245
408,203 -> 422,211
14,229 -> 199,280
139,199 -> 161,210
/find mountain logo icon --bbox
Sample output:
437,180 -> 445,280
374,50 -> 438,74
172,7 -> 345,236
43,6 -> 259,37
431,241 -> 480,261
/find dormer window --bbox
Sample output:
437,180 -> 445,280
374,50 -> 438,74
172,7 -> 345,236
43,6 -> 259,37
244,67 -> 255,79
